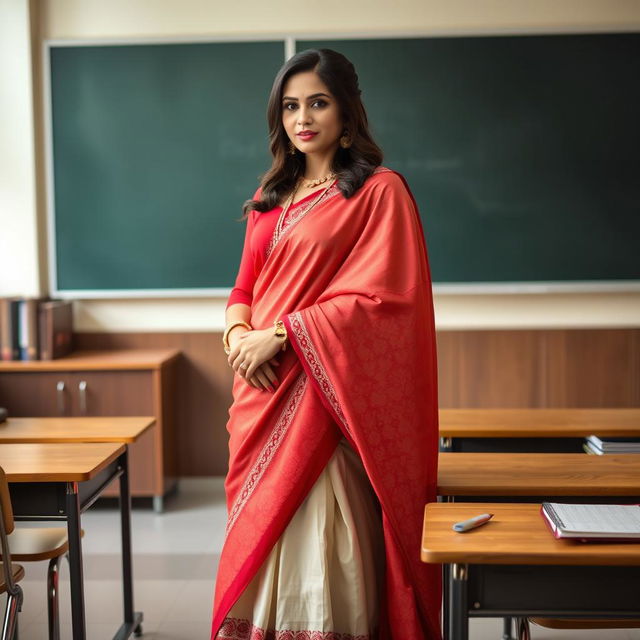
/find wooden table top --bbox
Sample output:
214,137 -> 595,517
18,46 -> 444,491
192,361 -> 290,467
438,453 -> 640,496
0,442 -> 125,482
439,408 -> 640,438
0,416 -> 155,443
422,502 -> 640,566
0,348 -> 180,371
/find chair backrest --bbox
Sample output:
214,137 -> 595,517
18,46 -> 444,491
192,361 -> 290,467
0,467 -> 14,536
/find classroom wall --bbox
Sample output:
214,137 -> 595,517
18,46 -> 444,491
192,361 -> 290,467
0,0 -> 41,297
2,0 -> 640,331
38,0 -> 640,38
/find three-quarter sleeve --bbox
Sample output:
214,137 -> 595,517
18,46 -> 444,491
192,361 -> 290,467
227,211 -> 257,309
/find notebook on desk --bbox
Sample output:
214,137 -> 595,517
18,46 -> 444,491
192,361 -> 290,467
541,502 -> 640,541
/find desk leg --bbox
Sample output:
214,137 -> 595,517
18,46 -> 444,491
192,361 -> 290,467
153,496 -> 164,513
442,563 -> 450,640
119,449 -> 142,635
66,482 -> 86,640
441,495 -> 455,639
449,563 -> 468,640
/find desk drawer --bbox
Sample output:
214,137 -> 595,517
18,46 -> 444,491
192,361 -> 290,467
468,564 -> 640,615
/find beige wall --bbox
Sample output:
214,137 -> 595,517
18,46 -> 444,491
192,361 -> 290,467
2,0 -> 640,331
40,0 -> 640,38
0,0 -> 40,297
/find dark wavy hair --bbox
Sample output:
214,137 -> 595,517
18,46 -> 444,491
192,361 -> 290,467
242,48 -> 383,217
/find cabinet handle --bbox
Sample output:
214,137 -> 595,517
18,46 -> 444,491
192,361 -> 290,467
78,380 -> 88,415
56,381 -> 65,415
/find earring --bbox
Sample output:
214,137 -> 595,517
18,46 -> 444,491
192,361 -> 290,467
339,131 -> 352,149
288,141 -> 297,155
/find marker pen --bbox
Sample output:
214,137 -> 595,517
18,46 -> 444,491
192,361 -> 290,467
452,513 -> 494,532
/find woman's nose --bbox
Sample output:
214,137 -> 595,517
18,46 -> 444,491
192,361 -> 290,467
297,106 -> 312,124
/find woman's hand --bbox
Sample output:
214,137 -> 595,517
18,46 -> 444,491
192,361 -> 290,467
228,328 -> 283,392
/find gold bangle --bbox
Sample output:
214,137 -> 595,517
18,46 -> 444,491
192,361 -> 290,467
223,320 -> 252,354
273,319 -> 288,351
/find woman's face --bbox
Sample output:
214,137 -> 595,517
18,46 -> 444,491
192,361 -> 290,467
282,70 -> 343,161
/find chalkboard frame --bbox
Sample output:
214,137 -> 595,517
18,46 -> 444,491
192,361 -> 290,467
44,32 -> 640,298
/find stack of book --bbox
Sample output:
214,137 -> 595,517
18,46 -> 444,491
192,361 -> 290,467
584,435 -> 640,455
0,297 -> 74,361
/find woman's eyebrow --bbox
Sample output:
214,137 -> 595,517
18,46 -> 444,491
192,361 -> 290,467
282,92 -> 331,101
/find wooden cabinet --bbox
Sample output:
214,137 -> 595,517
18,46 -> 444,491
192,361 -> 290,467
0,349 -> 180,511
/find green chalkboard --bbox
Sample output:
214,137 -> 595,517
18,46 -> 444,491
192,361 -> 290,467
49,35 -> 640,293
50,40 -> 284,292
300,34 -> 640,284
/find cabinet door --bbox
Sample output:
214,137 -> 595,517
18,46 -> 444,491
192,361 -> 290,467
66,371 -> 158,496
0,372 -> 74,416
66,371 -> 153,417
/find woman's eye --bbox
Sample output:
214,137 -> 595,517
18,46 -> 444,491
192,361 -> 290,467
283,103 -> 297,111
312,100 -> 327,108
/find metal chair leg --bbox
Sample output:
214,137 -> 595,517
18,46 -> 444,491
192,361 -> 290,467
1,587 -> 23,640
47,556 -> 61,640
516,616 -> 531,640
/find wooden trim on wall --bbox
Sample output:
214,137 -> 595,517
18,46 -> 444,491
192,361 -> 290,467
73,328 -> 640,475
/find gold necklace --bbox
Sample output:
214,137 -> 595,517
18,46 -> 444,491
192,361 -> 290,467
273,177 -> 335,245
273,181 -> 301,246
302,172 -> 335,188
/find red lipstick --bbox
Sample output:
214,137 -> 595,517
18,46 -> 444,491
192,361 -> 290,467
297,131 -> 318,141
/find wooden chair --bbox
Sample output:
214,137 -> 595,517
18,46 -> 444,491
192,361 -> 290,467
0,467 -> 82,640
0,467 -> 24,640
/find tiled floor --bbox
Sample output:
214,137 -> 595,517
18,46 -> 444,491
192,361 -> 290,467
9,478 -> 640,639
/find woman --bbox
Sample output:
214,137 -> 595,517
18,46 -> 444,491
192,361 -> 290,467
212,49 -> 440,640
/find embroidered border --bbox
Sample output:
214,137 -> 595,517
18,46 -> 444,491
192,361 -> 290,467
218,617 -> 372,640
266,183 -> 341,259
288,312 -> 350,434
265,167 -> 391,260
225,373 -> 308,537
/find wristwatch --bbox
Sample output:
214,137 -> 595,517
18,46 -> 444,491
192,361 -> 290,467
274,319 -> 288,351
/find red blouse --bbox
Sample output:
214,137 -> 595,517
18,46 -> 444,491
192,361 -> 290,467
226,189 -> 328,309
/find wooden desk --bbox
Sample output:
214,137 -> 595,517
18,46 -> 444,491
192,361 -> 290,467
0,442 -> 123,481
0,416 -> 155,443
0,348 -> 179,511
1,441 -> 143,639
422,502 -> 640,639
439,408 -> 640,453
437,452 -> 640,638
439,408 -> 640,438
438,452 -> 640,497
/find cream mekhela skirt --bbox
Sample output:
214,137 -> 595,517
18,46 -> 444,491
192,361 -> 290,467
218,439 -> 385,640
